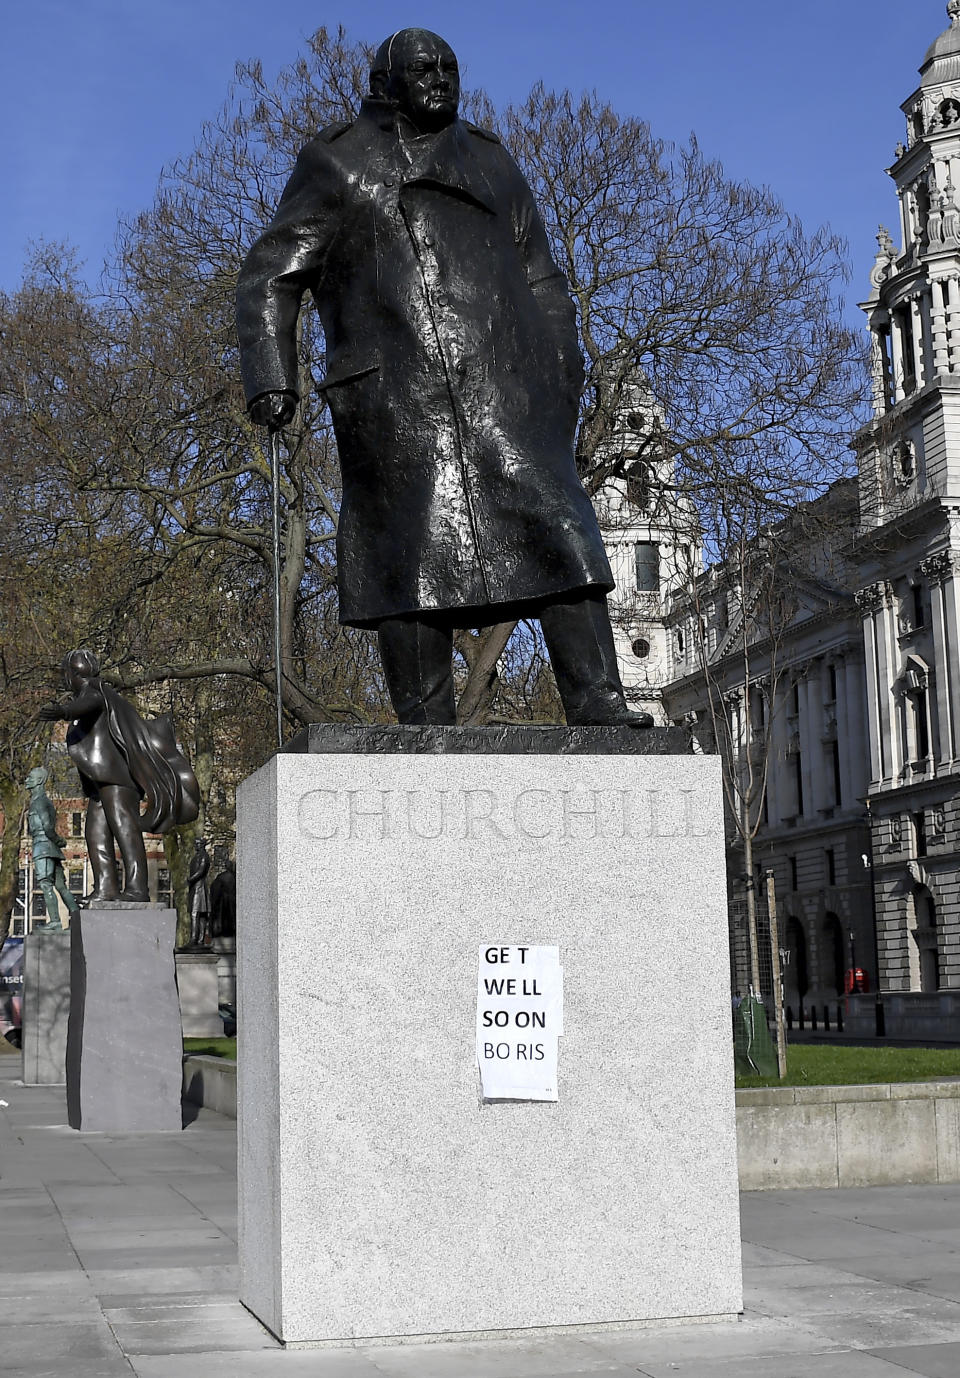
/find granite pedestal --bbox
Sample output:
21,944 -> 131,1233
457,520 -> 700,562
175,951 -> 223,1036
237,726 -> 742,1345
66,906 -> 182,1132
21,929 -> 71,1084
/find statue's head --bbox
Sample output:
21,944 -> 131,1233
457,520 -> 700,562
370,29 -> 460,133
61,648 -> 99,693
25,765 -> 48,791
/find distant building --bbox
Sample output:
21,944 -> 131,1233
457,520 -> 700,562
852,0 -> 960,996
599,3 -> 960,1017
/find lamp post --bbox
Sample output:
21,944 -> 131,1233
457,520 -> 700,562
848,927 -> 857,987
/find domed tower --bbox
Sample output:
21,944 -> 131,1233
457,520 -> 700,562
859,0 -> 960,504
854,2 -> 960,996
592,377 -> 700,725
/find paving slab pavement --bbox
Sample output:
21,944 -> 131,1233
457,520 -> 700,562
5,1054 -> 960,1376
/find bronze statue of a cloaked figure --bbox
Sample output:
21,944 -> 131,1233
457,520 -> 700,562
24,766 -> 80,929
236,28 -> 652,728
40,651 -> 201,905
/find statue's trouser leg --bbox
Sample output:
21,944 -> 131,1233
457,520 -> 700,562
85,799 -> 121,900
52,864 -> 80,917
98,784 -> 150,902
539,590 -> 629,725
377,618 -> 457,725
38,879 -> 61,926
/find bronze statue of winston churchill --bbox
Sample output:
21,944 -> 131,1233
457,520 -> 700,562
236,28 -> 651,728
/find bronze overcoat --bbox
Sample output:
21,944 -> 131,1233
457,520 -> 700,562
236,100 -> 613,627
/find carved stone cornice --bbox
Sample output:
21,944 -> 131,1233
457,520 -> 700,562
855,581 -> 892,614
920,551 -> 957,583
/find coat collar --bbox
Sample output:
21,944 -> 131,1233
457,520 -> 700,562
356,100 -> 497,215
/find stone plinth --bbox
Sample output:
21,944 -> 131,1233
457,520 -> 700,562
212,937 -> 237,1007
66,907 -> 182,1132
22,929 -> 71,1085
175,951 -> 223,1036
237,727 -> 741,1345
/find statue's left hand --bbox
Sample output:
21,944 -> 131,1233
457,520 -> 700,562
37,703 -> 65,721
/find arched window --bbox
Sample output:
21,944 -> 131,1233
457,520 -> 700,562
912,888 -> 940,993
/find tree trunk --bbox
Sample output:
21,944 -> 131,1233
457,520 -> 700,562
457,622 -> 517,725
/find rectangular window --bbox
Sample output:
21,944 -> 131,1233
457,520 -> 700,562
789,856 -> 798,891
916,692 -> 930,762
794,752 -> 804,817
157,868 -> 172,907
68,868 -> 83,894
832,740 -> 842,806
912,584 -> 925,628
634,541 -> 660,593
71,811 -> 83,837
825,848 -> 836,886
828,664 -> 837,702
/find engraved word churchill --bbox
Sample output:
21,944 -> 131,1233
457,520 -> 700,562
298,786 -> 709,842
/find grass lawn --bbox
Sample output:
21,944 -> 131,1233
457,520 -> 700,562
737,1043 -> 960,1089
183,1036 -> 237,1059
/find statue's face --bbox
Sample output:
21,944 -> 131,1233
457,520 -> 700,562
25,767 -> 46,790
386,33 -> 459,132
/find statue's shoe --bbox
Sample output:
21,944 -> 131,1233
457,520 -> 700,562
568,698 -> 655,729
118,889 -> 151,904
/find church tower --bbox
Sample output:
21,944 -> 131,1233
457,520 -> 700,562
854,2 -> 960,993
592,378 -> 700,726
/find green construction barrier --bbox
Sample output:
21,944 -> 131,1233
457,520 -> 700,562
733,994 -> 779,1078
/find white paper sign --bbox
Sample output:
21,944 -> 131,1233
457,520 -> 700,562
476,944 -> 563,1101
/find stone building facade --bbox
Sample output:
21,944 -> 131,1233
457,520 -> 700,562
600,3 -> 960,1010
852,1 -> 960,996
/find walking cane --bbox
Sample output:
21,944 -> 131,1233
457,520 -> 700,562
269,424 -> 284,750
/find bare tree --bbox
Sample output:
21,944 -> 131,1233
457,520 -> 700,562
0,26 -> 868,751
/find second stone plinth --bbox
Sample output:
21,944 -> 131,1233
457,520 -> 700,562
66,906 -> 182,1132
22,929 -> 71,1085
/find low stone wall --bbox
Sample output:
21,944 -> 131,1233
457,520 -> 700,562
846,992 -> 960,1041
181,1058 -> 960,1193
182,1054 -> 237,1119
736,1080 -> 960,1189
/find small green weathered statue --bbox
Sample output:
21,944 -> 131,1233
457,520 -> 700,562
24,766 -> 80,929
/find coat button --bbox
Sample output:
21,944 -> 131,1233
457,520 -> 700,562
422,234 -> 435,247
383,177 -> 395,187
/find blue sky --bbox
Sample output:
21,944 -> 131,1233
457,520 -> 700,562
0,0 -> 951,327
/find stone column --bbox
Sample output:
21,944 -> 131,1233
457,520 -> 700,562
857,585 -> 887,786
890,310 -> 906,402
797,665 -> 818,818
870,329 -> 889,411
929,552 -> 960,766
832,655 -> 852,809
843,653 -> 870,805
910,294 -> 927,385
948,275 -> 960,373
932,279 -> 950,374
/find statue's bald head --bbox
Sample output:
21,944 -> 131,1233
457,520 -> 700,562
370,28 -> 460,133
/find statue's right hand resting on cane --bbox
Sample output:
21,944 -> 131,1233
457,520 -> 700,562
248,390 -> 298,430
